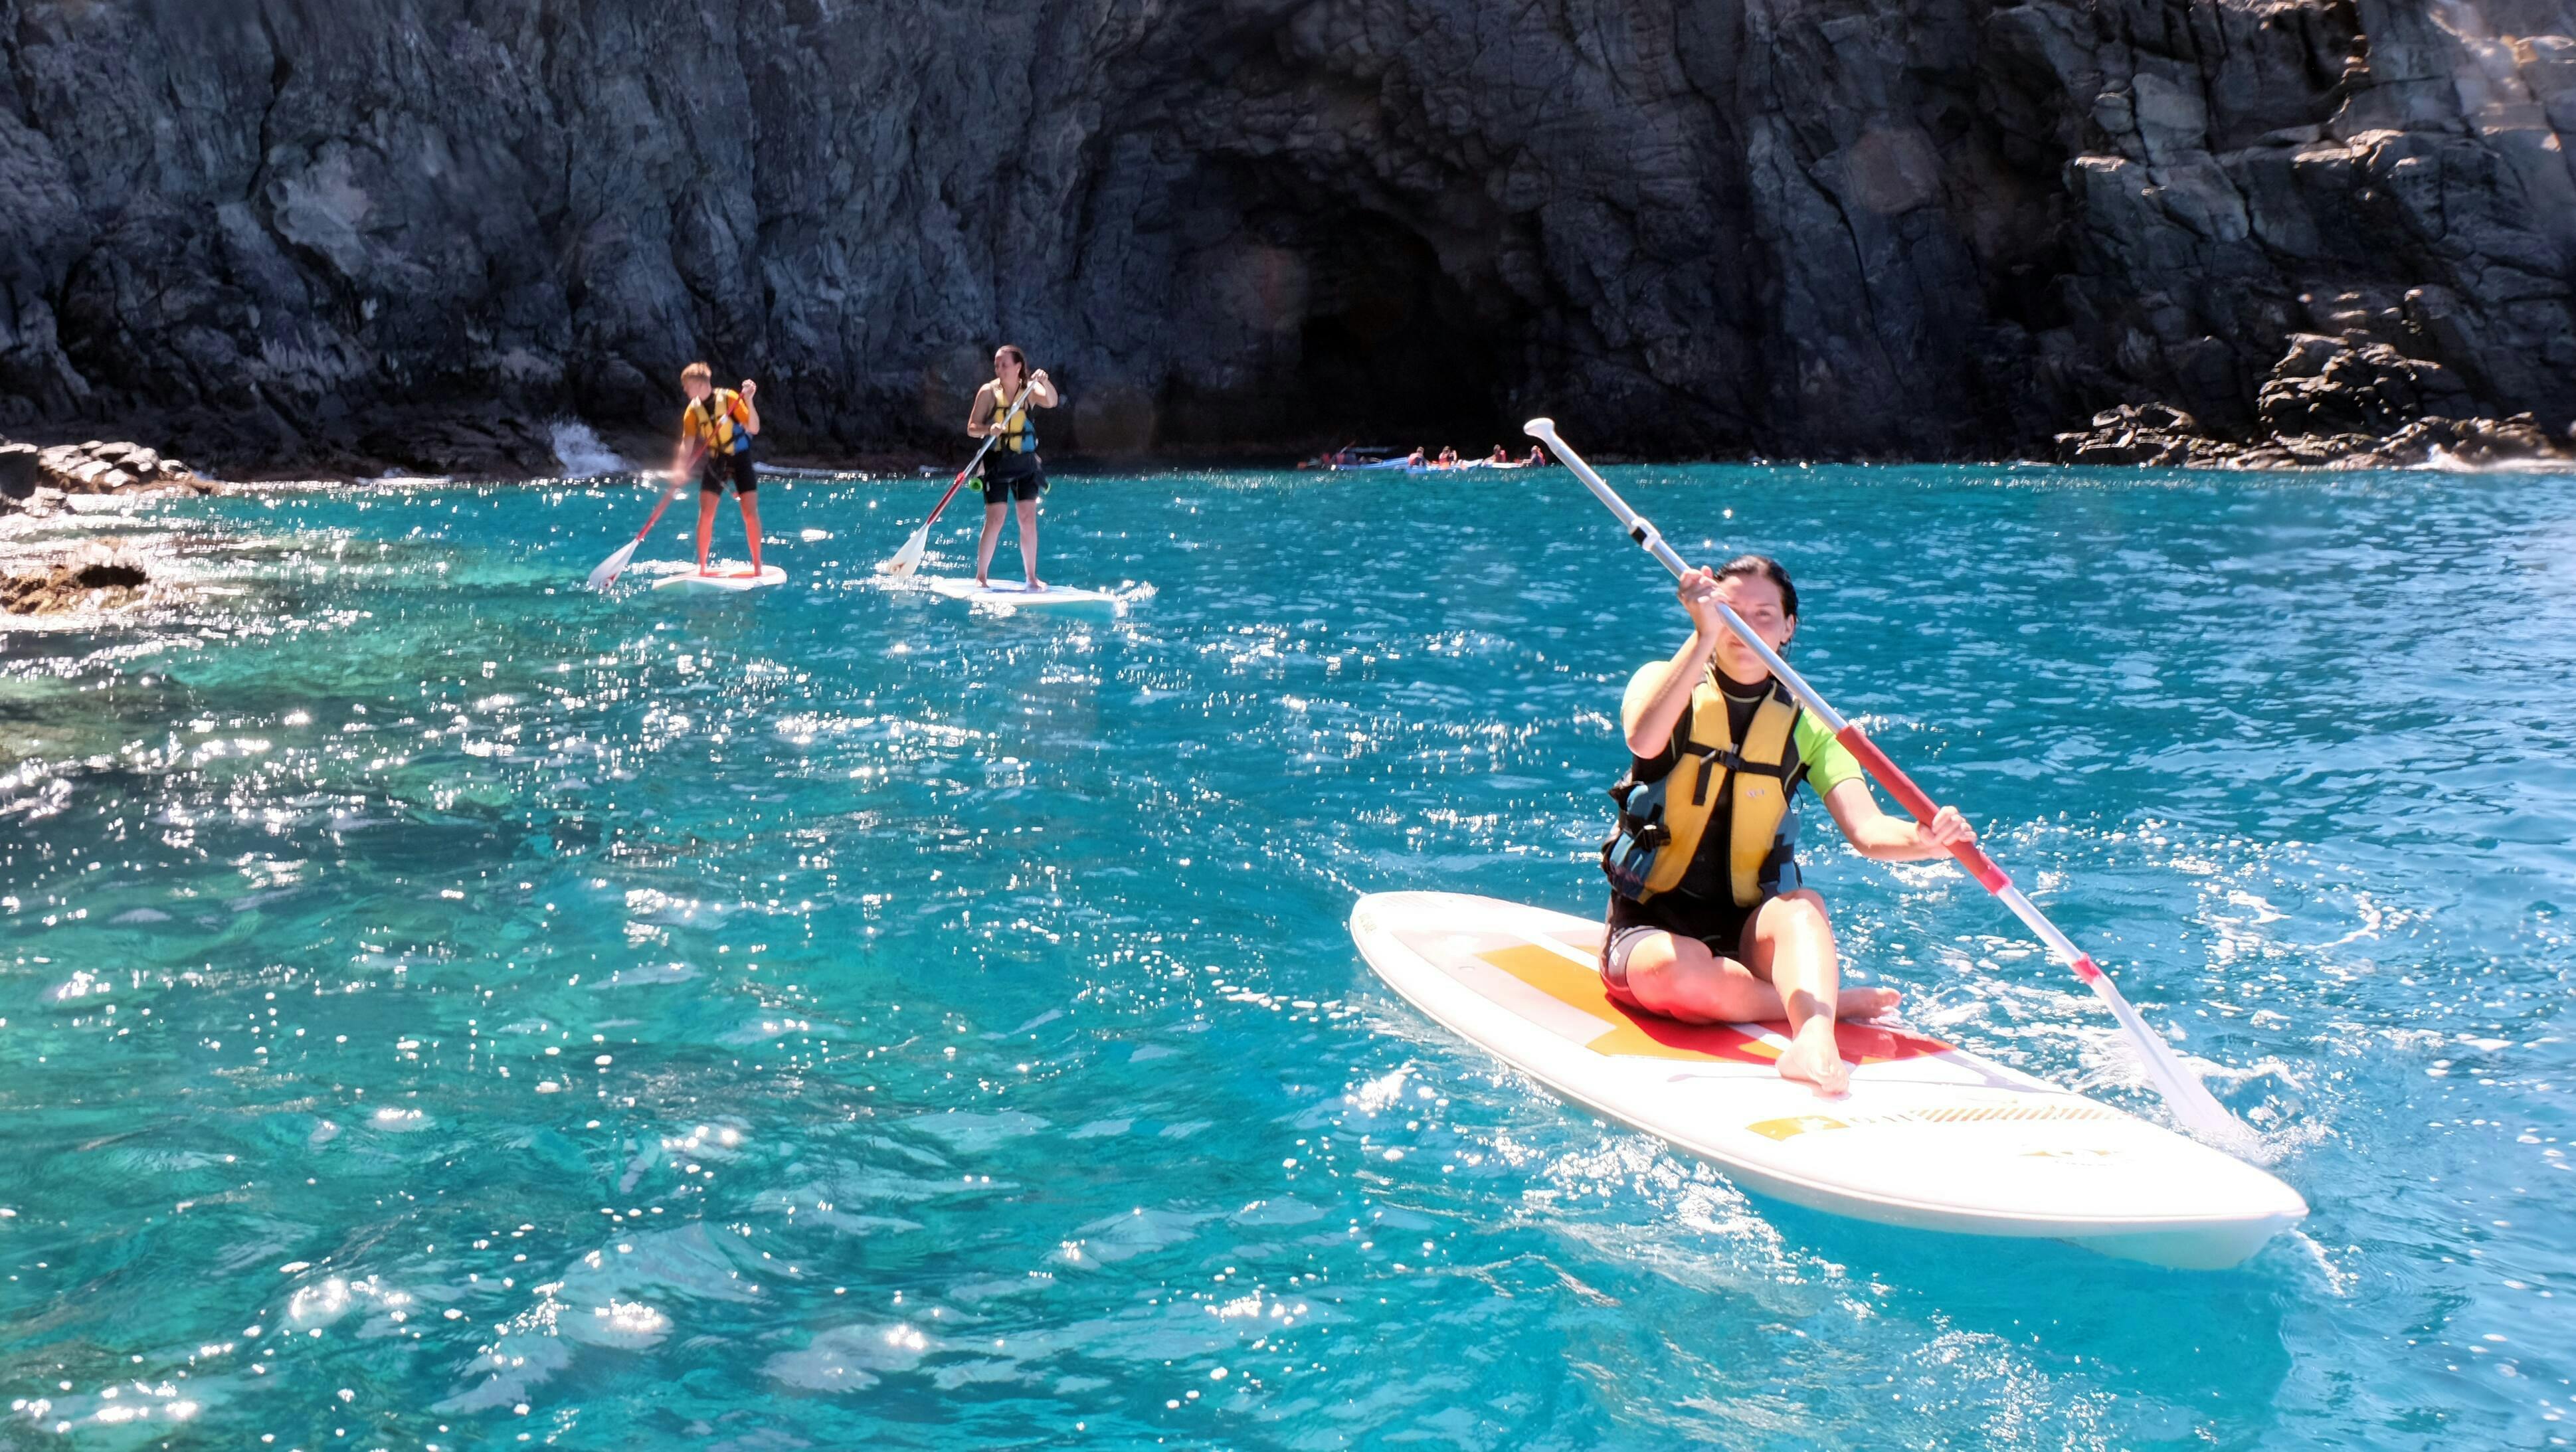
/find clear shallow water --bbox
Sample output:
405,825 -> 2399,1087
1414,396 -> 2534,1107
1,464 -> 2571,1450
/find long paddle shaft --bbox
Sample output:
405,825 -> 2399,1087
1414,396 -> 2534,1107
881,381 -> 1038,576
1523,417 -> 2253,1149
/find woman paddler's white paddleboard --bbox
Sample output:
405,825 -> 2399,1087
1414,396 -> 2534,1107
1350,891 -> 2306,1269
917,577 -> 1121,610
652,565 -> 786,593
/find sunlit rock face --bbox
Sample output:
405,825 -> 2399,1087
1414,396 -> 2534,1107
1,0 -> 2570,471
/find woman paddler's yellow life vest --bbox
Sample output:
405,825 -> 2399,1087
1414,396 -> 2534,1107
1603,668 -> 1809,905
986,381 -> 1038,454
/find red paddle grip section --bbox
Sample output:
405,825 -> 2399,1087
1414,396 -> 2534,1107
925,473 -> 972,525
1834,725 -> 2012,894
2070,954 -> 2104,983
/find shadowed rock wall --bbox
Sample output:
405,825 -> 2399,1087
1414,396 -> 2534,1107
1,0 -> 2571,472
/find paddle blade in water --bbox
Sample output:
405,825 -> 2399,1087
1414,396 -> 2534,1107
2085,974 -> 2261,1153
880,524 -> 930,578
587,538 -> 642,590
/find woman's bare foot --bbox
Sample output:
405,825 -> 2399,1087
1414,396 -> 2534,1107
1837,984 -> 1901,1020
1776,1017 -> 1853,1095
1025,577 -> 1046,592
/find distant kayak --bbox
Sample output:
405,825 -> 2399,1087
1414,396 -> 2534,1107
916,577 -> 1122,610
651,565 -> 786,592
1350,891 -> 2307,1269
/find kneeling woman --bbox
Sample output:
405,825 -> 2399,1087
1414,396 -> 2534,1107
1603,555 -> 1976,1093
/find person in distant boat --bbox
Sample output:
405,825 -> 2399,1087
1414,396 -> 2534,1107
966,344 -> 1061,589
1488,445 -> 1511,464
1437,446 -> 1461,468
1602,554 -> 1976,1095
1406,446 -> 1427,469
1526,444 -> 1549,467
672,363 -> 763,577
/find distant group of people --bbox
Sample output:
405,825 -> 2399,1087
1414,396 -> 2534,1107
1406,444 -> 1551,469
1301,442 -> 1555,470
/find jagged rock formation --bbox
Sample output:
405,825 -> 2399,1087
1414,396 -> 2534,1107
2055,329 -> 2574,464
1,0 -> 2572,474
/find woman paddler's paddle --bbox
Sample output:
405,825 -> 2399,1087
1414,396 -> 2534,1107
1524,416 -> 2256,1152
879,381 -> 1037,578
586,455 -> 698,590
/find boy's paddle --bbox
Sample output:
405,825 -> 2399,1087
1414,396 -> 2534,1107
586,461 -> 694,590
880,381 -> 1036,578
1524,416 -> 2256,1152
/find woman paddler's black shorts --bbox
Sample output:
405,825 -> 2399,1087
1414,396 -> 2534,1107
981,458 -> 1047,504
1600,891 -> 1768,1006
699,448 -> 757,496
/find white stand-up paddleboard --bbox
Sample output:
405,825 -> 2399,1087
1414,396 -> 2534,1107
652,565 -> 786,593
917,577 -> 1121,610
1350,891 -> 2306,1269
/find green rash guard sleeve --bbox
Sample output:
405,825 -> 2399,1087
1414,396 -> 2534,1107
1795,713 -> 1865,798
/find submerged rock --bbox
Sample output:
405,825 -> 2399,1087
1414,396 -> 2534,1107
1,555 -> 153,615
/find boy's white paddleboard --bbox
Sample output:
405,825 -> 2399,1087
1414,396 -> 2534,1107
652,565 -> 786,593
917,577 -> 1121,609
1350,891 -> 2306,1269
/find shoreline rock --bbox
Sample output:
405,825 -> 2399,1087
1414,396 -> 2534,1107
2059,335 -> 2576,471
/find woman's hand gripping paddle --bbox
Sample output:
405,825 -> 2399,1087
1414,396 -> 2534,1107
587,458 -> 696,590
880,381 -> 1038,578
1524,416 -> 2257,1154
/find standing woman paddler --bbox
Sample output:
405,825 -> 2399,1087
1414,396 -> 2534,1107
966,345 -> 1061,588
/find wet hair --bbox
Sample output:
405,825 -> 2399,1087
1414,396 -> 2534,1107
994,344 -> 1028,377
1716,553 -> 1799,620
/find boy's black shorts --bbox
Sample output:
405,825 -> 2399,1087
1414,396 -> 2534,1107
699,449 -> 757,496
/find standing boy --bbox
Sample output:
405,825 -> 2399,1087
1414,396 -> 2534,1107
672,363 -> 764,576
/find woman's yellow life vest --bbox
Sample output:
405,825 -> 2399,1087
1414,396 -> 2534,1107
986,381 -> 1037,454
1602,668 -> 1808,906
686,390 -> 753,456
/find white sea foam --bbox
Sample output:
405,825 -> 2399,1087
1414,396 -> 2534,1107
549,419 -> 629,478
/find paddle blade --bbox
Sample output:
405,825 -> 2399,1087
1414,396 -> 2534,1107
587,537 -> 642,590
2087,977 -> 2260,1153
879,523 -> 931,578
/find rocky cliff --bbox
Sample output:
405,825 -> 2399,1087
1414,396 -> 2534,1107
1,0 -> 2571,473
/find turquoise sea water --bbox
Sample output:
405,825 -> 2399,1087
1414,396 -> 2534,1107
2,463 -> 2571,1449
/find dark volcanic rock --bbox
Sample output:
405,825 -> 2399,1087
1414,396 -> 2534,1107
2,0 -> 2573,472
0,442 -> 36,499
2256,333 -> 2474,436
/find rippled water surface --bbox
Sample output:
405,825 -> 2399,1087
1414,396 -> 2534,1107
3,464 -> 2571,1449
